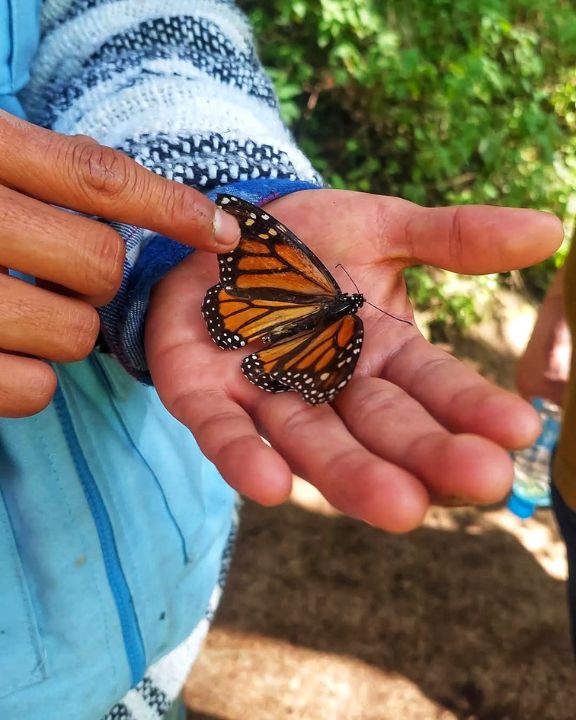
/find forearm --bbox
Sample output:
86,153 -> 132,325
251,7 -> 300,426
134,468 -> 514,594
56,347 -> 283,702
516,265 -> 570,406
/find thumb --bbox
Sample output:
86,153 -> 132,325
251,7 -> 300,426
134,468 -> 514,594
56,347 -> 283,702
404,204 -> 564,274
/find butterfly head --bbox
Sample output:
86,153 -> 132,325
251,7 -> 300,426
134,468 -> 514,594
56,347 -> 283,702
347,293 -> 364,314
333,292 -> 365,319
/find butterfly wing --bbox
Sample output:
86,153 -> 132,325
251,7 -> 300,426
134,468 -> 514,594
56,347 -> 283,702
203,194 -> 364,403
242,314 -> 364,404
215,194 -> 340,299
202,284 -> 327,349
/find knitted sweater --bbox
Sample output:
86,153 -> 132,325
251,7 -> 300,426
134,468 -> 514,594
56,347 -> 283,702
21,0 -> 322,379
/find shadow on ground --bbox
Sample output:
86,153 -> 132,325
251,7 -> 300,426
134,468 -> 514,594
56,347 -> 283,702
185,302 -> 567,719
186,499 -> 574,720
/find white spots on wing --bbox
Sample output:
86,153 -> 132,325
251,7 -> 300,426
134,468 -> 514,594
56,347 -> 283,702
205,196 -> 366,404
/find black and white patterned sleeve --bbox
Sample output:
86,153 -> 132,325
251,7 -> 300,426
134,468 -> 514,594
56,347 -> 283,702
22,0 -> 320,188
20,0 -> 323,378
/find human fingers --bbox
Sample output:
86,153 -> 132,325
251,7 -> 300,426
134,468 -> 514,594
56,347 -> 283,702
335,376 -> 516,506
0,111 -> 240,252
165,388 -> 293,505
382,334 -> 541,450
0,353 -> 57,417
254,392 -> 429,532
0,274 -> 100,361
401,203 -> 563,273
0,184 -> 123,305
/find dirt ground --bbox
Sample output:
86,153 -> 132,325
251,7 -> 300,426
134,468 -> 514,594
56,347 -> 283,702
184,294 -> 574,720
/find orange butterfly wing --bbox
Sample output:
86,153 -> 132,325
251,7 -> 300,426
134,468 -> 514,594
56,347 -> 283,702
202,284 -> 326,349
215,194 -> 339,298
243,314 -> 363,404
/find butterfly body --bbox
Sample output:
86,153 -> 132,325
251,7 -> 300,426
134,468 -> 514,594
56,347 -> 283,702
262,292 -> 364,345
202,194 -> 365,404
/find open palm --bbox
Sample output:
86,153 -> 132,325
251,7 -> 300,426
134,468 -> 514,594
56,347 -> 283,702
145,189 -> 562,532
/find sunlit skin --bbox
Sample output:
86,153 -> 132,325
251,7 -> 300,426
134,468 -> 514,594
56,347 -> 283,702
3,112 -> 558,533
0,112 -> 241,416
146,189 -> 563,533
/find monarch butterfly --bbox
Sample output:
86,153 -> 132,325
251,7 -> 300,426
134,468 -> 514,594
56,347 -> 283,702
202,193 -> 365,404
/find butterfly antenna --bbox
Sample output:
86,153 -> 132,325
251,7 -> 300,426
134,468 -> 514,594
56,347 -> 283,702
365,300 -> 413,326
335,264 -> 413,327
335,263 -> 360,294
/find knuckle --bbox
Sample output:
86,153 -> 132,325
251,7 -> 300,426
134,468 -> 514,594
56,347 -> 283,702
0,283 -> 99,362
408,355 -> 451,396
85,226 -> 125,297
60,304 -> 100,360
71,140 -> 135,200
195,407 -> 237,435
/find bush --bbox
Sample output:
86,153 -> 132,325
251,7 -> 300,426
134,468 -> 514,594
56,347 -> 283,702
239,0 -> 575,321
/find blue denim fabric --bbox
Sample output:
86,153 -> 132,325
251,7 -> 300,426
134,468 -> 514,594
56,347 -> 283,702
0,355 -> 236,719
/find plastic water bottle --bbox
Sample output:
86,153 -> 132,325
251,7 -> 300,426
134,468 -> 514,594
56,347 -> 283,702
507,397 -> 562,519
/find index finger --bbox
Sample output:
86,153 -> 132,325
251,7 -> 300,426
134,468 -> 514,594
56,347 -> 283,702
0,111 -> 240,252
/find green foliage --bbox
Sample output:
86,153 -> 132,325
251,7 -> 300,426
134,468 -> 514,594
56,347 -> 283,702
405,268 -> 483,330
239,0 -> 576,324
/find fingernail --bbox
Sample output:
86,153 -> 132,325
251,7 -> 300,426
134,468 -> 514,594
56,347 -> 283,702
214,208 -> 241,248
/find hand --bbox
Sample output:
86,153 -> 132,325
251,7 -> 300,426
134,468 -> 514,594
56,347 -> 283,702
516,266 -> 570,406
146,189 -> 563,532
0,111 -> 239,417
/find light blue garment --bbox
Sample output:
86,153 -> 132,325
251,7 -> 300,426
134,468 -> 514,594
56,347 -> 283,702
0,5 -> 236,715
0,0 -> 40,116
0,355 -> 235,720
